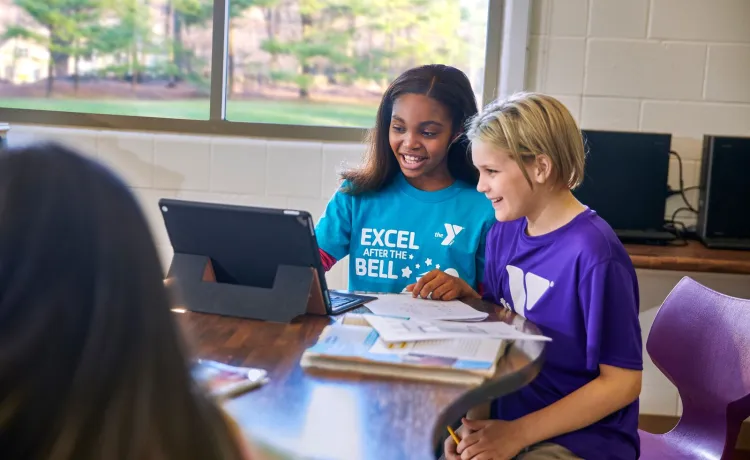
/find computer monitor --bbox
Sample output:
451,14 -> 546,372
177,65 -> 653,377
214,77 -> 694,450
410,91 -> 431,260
574,130 -> 674,243
159,198 -> 373,317
697,135 -> 750,249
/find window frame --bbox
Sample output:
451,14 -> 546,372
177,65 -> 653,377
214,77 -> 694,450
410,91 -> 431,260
0,0 -> 528,143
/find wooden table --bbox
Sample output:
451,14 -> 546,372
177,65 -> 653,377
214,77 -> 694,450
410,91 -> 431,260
176,300 -> 545,460
625,240 -> 750,275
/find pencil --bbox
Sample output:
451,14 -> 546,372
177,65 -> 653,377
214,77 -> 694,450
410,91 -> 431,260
447,425 -> 461,444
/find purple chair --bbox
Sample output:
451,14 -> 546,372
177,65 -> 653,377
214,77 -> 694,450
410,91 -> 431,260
638,276 -> 750,459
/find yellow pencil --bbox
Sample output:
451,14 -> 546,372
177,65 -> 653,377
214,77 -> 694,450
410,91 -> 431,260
447,425 -> 461,444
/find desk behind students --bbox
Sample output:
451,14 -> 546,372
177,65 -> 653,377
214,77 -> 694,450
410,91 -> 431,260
175,299 -> 545,460
624,240 -> 750,275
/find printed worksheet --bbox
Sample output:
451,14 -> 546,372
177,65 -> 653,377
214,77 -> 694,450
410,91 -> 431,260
368,335 -> 504,362
364,314 -> 552,343
365,293 -> 489,321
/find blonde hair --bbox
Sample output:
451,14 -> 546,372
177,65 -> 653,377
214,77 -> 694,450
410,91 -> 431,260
466,92 -> 585,189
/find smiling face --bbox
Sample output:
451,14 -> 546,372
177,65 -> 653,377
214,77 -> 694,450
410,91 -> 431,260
472,139 -> 540,222
389,93 -> 455,189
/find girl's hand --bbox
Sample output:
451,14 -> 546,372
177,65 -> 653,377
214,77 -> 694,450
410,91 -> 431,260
456,418 -> 528,460
444,433 -> 460,460
444,424 -> 478,460
405,270 -> 480,301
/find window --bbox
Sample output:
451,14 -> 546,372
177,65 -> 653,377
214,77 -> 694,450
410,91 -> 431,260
225,0 -> 490,128
0,0 -> 510,138
0,0 -> 212,119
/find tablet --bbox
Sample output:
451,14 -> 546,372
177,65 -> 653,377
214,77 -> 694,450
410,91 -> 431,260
159,198 -> 372,315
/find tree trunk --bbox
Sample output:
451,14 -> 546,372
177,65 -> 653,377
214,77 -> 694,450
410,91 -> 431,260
299,12 -> 313,99
46,25 -> 54,97
51,30 -> 70,78
264,7 -> 278,72
131,35 -> 139,93
407,27 -> 415,69
46,55 -> 54,97
53,54 -> 69,78
74,51 -> 80,95
173,11 -> 183,82
166,0 -> 175,86
368,28 -> 374,78
389,34 -> 395,81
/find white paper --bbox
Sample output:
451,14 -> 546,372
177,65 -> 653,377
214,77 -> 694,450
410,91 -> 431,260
365,293 -> 489,321
368,336 -> 504,362
364,314 -> 551,343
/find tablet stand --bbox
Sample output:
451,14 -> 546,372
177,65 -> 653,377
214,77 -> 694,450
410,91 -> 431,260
166,253 -> 326,323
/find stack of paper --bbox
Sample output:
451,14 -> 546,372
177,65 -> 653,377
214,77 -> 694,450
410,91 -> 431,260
364,293 -> 489,321
301,292 -> 552,384
300,314 -> 550,385
362,314 -> 551,343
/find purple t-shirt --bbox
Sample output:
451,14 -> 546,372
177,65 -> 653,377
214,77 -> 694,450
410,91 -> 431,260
484,208 -> 642,460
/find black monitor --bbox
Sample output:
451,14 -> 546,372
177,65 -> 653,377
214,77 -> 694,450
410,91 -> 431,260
697,135 -> 750,249
574,130 -> 674,243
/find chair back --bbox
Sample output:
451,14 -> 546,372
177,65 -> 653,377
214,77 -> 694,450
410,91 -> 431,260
647,277 -> 750,422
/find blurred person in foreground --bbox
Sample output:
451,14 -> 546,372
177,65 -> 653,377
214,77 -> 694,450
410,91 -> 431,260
0,142 -> 286,460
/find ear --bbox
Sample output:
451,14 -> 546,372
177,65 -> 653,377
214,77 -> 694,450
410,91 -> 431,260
532,155 -> 554,184
447,130 -> 464,149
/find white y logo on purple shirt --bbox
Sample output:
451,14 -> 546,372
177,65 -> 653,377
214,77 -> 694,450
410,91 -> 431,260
504,265 -> 553,316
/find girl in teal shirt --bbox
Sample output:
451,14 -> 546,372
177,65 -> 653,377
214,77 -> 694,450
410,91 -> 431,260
315,64 -> 496,299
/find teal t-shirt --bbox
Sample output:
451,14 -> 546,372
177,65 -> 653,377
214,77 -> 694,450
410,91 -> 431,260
315,173 -> 496,293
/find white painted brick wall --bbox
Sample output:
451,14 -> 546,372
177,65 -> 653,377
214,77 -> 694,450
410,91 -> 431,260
265,141 -> 323,197
580,97 -> 641,131
640,101 -> 750,138
589,0 -> 649,39
97,132 -> 155,188
209,138 -> 267,195
704,45 -> 750,103
154,135 -> 212,191
547,0 -> 589,37
649,0 -> 750,43
585,40 -> 707,100
3,0 -> 749,419
532,37 -> 588,95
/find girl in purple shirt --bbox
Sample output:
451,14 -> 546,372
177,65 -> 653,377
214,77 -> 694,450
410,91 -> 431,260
444,93 -> 643,460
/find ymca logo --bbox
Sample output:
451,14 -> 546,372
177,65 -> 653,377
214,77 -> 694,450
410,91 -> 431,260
505,265 -> 553,314
435,223 -> 464,246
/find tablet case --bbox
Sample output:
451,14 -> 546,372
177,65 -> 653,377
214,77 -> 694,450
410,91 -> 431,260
166,253 -> 327,323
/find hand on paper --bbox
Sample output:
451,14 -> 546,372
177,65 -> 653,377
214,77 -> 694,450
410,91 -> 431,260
405,269 -> 479,301
455,418 -> 528,460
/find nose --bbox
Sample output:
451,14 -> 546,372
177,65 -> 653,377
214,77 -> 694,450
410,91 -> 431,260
477,174 -> 489,193
403,131 -> 420,151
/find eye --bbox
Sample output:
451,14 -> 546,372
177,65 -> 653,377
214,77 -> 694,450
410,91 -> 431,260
485,168 -> 498,175
391,125 -> 405,133
422,131 -> 437,138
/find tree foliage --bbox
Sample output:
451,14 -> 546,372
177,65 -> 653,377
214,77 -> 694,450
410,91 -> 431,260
9,0 -> 103,94
7,0 -> 479,98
